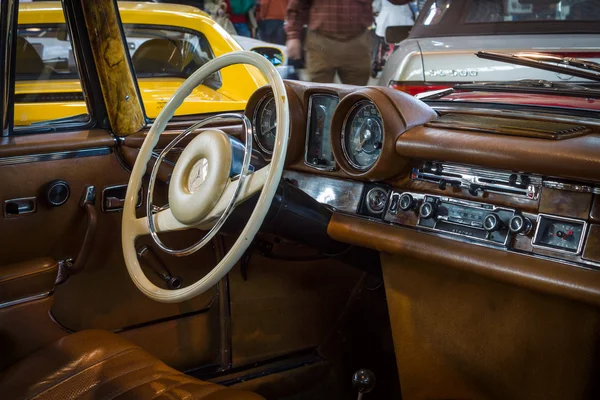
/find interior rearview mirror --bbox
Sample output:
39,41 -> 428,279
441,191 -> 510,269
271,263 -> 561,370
251,46 -> 284,67
385,25 -> 412,44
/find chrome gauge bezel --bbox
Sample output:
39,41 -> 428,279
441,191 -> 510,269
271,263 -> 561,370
341,99 -> 383,172
532,213 -> 588,255
304,93 -> 339,171
252,93 -> 275,156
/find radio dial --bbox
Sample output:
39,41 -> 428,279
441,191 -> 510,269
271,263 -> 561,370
419,202 -> 437,220
399,193 -> 415,211
509,215 -> 532,235
483,213 -> 503,232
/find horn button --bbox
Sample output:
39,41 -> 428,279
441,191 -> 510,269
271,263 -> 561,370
168,130 -> 232,225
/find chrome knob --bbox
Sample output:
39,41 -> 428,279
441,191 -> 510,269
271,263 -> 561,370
352,368 -> 376,399
399,193 -> 415,211
419,201 -> 436,219
509,215 -> 532,235
483,213 -> 503,232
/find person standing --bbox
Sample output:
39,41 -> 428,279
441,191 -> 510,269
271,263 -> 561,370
285,0 -> 373,85
258,0 -> 288,45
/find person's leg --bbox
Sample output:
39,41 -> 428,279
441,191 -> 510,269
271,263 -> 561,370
233,22 -> 252,37
337,31 -> 371,86
272,20 -> 286,46
305,31 -> 336,83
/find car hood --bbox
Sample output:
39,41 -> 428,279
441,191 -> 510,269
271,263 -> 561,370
417,34 -> 600,83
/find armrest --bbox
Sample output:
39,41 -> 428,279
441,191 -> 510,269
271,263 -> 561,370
0,258 -> 58,304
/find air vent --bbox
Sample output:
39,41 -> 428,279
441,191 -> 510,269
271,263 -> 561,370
412,162 -> 542,200
426,113 -> 590,139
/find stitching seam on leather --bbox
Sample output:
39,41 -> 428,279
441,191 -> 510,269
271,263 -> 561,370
28,347 -> 139,400
105,370 -> 182,400
69,356 -> 160,398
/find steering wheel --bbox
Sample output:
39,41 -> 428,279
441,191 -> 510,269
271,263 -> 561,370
121,51 -> 289,303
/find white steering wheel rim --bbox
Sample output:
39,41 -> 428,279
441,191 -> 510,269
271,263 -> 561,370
121,51 -> 289,303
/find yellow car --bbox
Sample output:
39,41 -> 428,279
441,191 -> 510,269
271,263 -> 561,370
15,1 -> 267,126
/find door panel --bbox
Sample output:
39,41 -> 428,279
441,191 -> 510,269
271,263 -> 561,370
0,129 -> 220,371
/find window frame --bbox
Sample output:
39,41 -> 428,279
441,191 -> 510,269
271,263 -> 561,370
10,3 -> 100,135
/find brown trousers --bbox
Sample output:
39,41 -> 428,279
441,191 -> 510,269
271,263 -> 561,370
305,30 -> 371,86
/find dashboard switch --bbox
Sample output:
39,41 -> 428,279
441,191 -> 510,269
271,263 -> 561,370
509,215 -> 532,235
419,201 -> 437,220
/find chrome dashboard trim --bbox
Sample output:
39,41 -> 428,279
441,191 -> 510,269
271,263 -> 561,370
0,147 -> 112,166
412,162 -> 541,200
304,94 -> 338,171
283,170 -> 364,214
252,92 -> 275,156
532,213 -> 588,256
431,106 -> 600,129
543,180 -> 600,195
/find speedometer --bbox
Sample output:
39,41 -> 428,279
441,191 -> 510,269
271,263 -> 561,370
252,94 -> 276,154
342,101 -> 383,171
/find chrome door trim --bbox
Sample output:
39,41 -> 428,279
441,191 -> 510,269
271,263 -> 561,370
0,292 -> 51,310
0,147 -> 112,166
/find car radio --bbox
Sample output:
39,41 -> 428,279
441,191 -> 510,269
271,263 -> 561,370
386,192 -> 520,246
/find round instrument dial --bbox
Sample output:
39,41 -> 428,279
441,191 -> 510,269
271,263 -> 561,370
342,101 -> 383,170
253,94 -> 277,154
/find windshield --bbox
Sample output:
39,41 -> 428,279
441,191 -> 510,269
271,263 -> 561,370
412,0 -> 600,38
16,24 -> 218,85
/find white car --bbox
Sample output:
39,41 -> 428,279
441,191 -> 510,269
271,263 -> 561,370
379,0 -> 600,95
233,35 -> 295,79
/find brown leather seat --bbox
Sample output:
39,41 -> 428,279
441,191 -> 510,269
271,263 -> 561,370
0,330 -> 263,400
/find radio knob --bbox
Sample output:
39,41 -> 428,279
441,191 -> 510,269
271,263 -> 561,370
419,201 -> 437,219
399,193 -> 415,211
483,213 -> 503,232
509,215 -> 532,235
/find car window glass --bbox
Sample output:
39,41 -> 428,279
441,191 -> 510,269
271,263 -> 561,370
420,0 -> 452,25
15,1 -> 90,129
122,24 -> 221,119
465,0 -> 600,23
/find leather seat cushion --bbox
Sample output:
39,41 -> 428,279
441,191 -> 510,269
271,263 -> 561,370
0,330 -> 263,400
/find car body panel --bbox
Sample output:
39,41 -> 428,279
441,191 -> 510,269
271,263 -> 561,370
379,34 -> 600,86
15,1 -> 266,125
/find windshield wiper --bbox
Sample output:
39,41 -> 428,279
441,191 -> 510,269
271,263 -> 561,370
454,79 -> 600,98
476,51 -> 600,82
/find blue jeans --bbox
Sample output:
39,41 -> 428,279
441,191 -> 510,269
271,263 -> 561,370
234,23 -> 252,37
258,20 -> 286,45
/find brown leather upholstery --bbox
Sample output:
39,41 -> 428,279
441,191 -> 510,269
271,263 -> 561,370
0,330 -> 264,400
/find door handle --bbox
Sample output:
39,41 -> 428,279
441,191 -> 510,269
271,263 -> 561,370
4,197 -> 36,217
102,184 -> 142,212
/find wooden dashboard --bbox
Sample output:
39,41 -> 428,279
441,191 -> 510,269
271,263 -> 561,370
245,80 -> 600,306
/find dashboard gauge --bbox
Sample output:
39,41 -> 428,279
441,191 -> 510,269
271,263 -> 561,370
342,100 -> 383,170
305,94 -> 338,170
252,94 -> 277,154
533,214 -> 587,254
